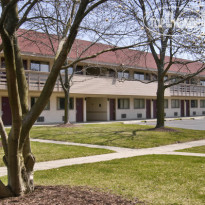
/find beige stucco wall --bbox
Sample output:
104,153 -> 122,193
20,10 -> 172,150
86,97 -> 107,121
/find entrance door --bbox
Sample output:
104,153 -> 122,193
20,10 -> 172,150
146,99 -> 151,119
76,98 -> 83,122
2,97 -> 12,125
153,100 -> 157,118
109,99 -> 116,120
181,100 -> 185,117
186,100 -> 190,117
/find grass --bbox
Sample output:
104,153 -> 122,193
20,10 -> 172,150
31,155 -> 205,205
0,141 -> 113,167
29,123 -> 205,148
177,146 -> 205,154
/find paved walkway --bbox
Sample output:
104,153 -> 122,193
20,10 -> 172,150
0,139 -> 205,177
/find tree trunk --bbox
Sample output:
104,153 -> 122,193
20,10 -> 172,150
156,79 -> 165,128
64,89 -> 71,124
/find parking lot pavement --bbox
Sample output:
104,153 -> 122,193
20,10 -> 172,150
141,118 -> 205,130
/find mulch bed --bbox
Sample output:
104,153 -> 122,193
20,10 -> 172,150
0,185 -> 144,205
146,127 -> 179,132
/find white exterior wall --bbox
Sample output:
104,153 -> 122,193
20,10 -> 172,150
29,92 -> 76,124
116,97 -> 147,120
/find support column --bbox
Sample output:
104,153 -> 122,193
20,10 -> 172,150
83,97 -> 87,122
107,99 -> 110,121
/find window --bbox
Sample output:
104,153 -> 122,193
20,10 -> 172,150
134,72 -> 144,80
118,99 -> 130,109
134,99 -> 145,109
108,69 -> 115,77
31,97 -> 50,110
118,71 -> 129,79
191,100 -> 198,108
60,67 -> 73,75
57,97 -> 74,110
23,60 -> 28,70
200,80 -> 205,86
76,65 -> 83,75
200,100 -> 205,108
145,73 -> 150,80
30,61 -> 49,72
164,99 -> 168,109
171,99 -> 179,108
1,57 -> 5,68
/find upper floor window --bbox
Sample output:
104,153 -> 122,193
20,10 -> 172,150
60,67 -> 73,75
108,69 -> 116,77
1,58 -> 28,70
171,99 -> 179,108
76,65 -> 83,75
200,80 -> 205,86
118,98 -> 130,109
134,99 -> 145,109
118,71 -> 129,79
31,97 -> 50,110
191,100 -> 198,108
57,97 -> 74,110
30,61 -> 49,72
134,72 -> 144,81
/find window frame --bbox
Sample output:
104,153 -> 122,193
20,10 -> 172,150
134,72 -> 144,81
200,100 -> 205,108
171,99 -> 180,108
57,97 -> 74,110
118,98 -> 130,109
117,71 -> 129,79
31,97 -> 50,110
164,99 -> 168,109
134,99 -> 145,109
30,61 -> 50,72
191,100 -> 198,108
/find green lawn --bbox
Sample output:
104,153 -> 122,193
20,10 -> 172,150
0,141 -> 113,167
177,146 -> 205,154
32,155 -> 205,205
29,123 -> 205,148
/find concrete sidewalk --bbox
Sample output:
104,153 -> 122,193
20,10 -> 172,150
0,139 -> 205,177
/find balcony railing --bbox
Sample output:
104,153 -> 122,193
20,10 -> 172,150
0,68 -> 159,96
170,83 -> 205,97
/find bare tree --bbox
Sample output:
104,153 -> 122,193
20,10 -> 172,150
0,0 -> 149,197
0,0 -> 114,197
116,0 -> 205,128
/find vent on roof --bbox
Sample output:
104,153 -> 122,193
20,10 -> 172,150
137,113 -> 142,118
37,116 -> 44,122
193,111 -> 196,116
202,111 -> 205,115
121,114 -> 126,118
174,112 -> 178,117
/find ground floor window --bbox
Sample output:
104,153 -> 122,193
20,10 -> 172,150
134,99 -> 145,109
164,99 -> 168,108
118,98 -> 130,109
31,97 -> 50,110
57,97 -> 74,110
200,100 -> 205,108
171,99 -> 179,108
191,100 -> 198,108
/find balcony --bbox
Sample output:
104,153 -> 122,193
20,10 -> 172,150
170,84 -> 205,97
0,69 -> 159,96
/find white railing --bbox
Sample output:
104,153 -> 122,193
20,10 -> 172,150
170,83 -> 205,97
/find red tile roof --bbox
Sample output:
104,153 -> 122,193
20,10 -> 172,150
16,29 -> 205,75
